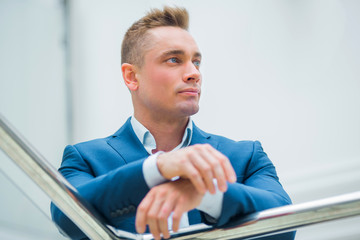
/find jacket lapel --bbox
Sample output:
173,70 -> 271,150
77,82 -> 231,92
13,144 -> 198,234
107,117 -> 149,164
190,122 -> 219,149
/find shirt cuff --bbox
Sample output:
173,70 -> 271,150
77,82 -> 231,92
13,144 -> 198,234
196,179 -> 223,220
142,151 -> 167,188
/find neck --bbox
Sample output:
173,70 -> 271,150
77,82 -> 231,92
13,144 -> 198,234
134,112 -> 189,152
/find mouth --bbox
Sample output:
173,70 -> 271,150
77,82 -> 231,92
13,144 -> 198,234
178,88 -> 200,96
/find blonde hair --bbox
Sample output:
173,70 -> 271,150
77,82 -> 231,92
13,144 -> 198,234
121,6 -> 189,67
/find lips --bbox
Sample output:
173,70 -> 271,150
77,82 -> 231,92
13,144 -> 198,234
178,88 -> 200,94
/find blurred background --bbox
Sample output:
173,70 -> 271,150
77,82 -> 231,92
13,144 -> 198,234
0,0 -> 359,239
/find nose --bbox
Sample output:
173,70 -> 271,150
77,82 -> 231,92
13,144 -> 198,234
183,62 -> 201,83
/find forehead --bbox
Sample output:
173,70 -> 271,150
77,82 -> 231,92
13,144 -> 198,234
145,26 -> 200,58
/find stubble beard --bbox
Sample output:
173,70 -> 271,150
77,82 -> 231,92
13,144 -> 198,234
177,100 -> 200,118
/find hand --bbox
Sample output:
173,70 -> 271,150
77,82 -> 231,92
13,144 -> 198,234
157,144 -> 236,194
135,179 -> 203,240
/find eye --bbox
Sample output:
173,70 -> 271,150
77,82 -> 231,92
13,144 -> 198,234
167,57 -> 180,64
193,60 -> 201,67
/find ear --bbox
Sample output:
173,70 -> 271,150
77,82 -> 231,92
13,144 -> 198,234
121,63 -> 139,91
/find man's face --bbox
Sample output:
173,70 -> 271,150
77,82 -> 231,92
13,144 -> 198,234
134,26 -> 202,121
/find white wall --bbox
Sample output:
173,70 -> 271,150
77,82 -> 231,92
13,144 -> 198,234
69,0 -> 360,239
0,0 -> 67,239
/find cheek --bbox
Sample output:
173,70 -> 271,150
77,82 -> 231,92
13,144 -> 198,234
151,71 -> 177,92
154,70 -> 174,83
140,65 -> 179,98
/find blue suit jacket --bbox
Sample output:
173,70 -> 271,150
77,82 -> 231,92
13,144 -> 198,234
51,118 -> 295,239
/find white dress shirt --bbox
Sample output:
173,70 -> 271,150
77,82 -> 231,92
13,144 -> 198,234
130,116 -> 223,230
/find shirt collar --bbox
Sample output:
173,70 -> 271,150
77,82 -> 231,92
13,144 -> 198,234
130,116 -> 193,155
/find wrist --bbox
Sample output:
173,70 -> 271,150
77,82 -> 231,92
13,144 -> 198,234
156,152 -> 170,179
143,151 -> 166,188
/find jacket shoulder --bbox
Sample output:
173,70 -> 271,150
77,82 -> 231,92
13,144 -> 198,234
62,135 -> 113,158
205,131 -> 259,151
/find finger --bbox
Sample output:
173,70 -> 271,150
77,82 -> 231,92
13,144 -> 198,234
213,163 -> 227,192
190,153 -> 216,194
147,218 -> 161,240
158,219 -> 170,239
182,162 -> 207,194
201,147 -> 227,192
158,200 -> 175,239
136,193 -> 154,233
172,202 -> 186,232
210,148 -> 236,183
147,198 -> 164,240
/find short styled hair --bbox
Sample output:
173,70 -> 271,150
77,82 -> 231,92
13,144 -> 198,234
121,6 -> 189,67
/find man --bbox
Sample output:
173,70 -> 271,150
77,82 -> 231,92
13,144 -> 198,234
51,6 -> 295,240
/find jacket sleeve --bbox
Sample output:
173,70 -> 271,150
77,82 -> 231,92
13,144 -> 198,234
211,140 -> 295,239
51,145 -> 150,239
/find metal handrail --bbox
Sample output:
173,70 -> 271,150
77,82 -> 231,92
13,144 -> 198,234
172,191 -> 360,239
1,113 -> 360,240
0,114 -> 119,240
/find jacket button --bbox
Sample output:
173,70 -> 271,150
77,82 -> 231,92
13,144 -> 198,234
129,205 -> 136,212
116,209 -> 123,216
110,212 -> 117,218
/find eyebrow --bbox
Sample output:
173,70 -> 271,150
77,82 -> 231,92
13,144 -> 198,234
160,50 -> 202,59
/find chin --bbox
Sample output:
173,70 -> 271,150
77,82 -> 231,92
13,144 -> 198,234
179,104 -> 199,117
